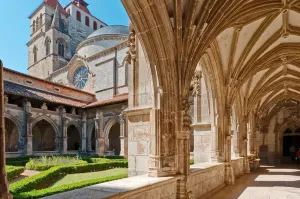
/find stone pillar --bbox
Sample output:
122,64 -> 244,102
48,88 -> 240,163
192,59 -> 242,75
119,111 -> 128,158
95,110 -> 104,157
241,116 -> 250,174
176,101 -> 192,199
81,111 -> 87,154
62,116 -> 68,154
224,106 -> 235,185
57,106 -> 66,154
24,101 -> 33,156
0,61 -> 13,199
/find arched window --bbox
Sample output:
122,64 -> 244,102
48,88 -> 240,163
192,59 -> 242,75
45,38 -> 51,56
58,42 -> 64,57
33,46 -> 38,63
36,17 -> 40,30
76,11 -> 81,22
85,16 -> 90,27
32,20 -> 36,33
93,21 -> 97,30
40,13 -> 43,27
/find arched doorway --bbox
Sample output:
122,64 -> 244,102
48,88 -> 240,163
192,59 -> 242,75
108,123 -> 120,155
67,125 -> 81,151
32,120 -> 56,151
5,118 -> 18,152
282,128 -> 300,157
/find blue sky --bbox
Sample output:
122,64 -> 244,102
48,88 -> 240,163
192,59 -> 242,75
0,0 -> 129,73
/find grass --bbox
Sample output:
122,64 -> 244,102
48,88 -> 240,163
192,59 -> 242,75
50,168 -> 128,187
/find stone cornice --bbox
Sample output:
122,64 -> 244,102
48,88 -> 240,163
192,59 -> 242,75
76,35 -> 128,52
27,31 -> 45,47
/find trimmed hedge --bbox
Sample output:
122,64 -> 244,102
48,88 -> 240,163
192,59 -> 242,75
10,161 -> 128,194
12,173 -> 128,199
6,166 -> 24,181
25,160 -> 88,171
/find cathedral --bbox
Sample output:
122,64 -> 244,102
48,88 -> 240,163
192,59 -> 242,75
4,0 -> 129,158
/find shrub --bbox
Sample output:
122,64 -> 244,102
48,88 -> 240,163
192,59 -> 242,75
10,161 -> 128,194
25,156 -> 88,171
12,173 -> 128,199
190,159 -> 194,165
6,166 -> 24,181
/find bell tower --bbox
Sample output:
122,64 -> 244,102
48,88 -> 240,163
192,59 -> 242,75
27,1 -> 71,79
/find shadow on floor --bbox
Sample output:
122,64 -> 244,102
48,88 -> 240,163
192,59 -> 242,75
209,164 -> 300,199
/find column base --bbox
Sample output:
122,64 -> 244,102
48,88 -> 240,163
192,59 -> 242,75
244,157 -> 250,174
177,176 -> 188,199
225,162 -> 235,185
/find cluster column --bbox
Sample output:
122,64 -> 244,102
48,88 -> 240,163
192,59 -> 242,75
81,111 -> 87,154
119,111 -> 128,157
95,110 -> 104,156
224,106 -> 235,185
24,100 -> 33,156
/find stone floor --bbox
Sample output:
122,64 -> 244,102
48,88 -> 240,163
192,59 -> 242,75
209,164 -> 300,199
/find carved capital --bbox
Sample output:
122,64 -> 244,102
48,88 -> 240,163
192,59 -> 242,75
191,68 -> 202,96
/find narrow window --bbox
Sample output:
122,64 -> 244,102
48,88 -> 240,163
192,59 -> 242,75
85,16 -> 89,27
67,9 -> 70,15
76,11 -> 81,22
32,20 -> 36,33
36,17 -> 39,30
33,46 -> 38,63
40,13 -> 43,27
58,42 -> 64,57
100,25 -> 104,28
45,39 -> 50,56
93,21 -> 97,30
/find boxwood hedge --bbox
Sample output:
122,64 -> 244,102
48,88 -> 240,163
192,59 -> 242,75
12,173 -> 128,199
6,166 -> 24,181
25,160 -> 88,171
10,161 -> 128,194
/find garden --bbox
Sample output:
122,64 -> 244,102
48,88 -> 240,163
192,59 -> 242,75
6,155 -> 128,199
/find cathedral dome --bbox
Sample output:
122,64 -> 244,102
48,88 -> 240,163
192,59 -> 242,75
87,25 -> 130,39
76,25 -> 129,58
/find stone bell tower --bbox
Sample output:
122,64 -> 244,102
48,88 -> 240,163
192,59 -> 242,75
27,1 -> 71,79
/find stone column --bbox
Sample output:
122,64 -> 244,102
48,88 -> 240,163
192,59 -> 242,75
95,110 -> 104,157
81,111 -> 87,154
62,116 -> 68,154
119,111 -> 128,158
24,101 -> 33,156
224,106 -> 235,185
242,116 -> 250,174
0,61 -> 13,199
57,106 -> 66,154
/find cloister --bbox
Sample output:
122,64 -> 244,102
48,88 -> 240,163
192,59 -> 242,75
2,0 -> 300,198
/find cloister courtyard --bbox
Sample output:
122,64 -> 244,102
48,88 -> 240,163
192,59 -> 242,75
2,0 -> 300,198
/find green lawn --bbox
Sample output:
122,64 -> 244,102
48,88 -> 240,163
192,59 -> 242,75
49,168 -> 128,187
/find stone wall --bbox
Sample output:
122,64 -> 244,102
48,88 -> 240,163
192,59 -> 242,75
231,157 -> 244,178
188,163 -> 225,199
127,109 -> 151,176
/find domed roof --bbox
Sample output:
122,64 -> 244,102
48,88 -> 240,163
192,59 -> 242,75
87,25 -> 129,39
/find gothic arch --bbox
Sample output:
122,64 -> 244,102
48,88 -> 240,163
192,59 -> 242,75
5,113 -> 22,152
104,118 -> 120,151
67,122 -> 81,151
87,119 -> 96,151
32,117 -> 58,151
31,115 -> 59,137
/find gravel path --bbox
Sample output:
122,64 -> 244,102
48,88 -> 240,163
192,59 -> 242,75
9,169 -> 40,184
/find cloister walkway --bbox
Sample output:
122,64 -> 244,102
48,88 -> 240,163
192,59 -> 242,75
209,165 -> 300,199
